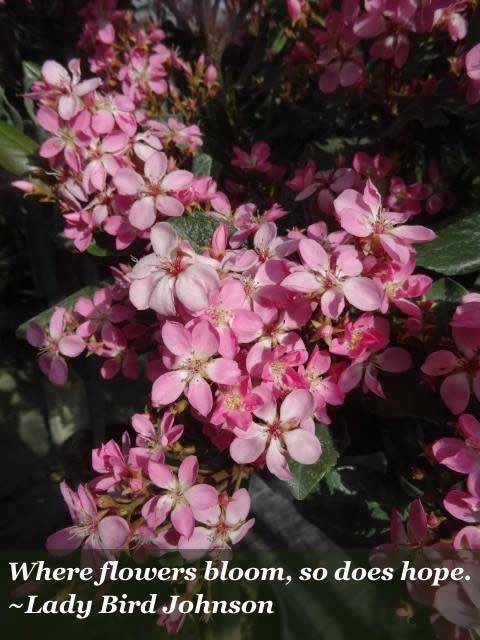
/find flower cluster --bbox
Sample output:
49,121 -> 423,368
287,152 -> 453,219
15,0 -> 219,253
283,0 -> 475,101
368,295 -> 480,636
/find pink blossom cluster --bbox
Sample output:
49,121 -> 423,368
287,151 -> 452,218
46,450 -> 254,567
28,177 -> 435,479
372,499 -> 480,636
369,295 -> 480,637
14,0 -> 220,253
284,0 -> 475,98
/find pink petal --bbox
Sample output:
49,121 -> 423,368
406,499 -> 427,544
225,488 -> 251,526
266,439 -> 292,481
299,238 -> 329,271
440,372 -> 470,415
284,429 -> 322,464
46,527 -> 83,555
162,321 -> 192,357
113,168 -> 142,196
343,277 -> 382,311
376,347 -> 412,372
152,370 -> 187,406
26,323 -> 45,347
39,137 -> 63,158
42,60 -> 69,86
178,455 -> 198,488
185,484 -> 218,511
58,335 -> 85,357
149,275 -> 177,316
48,356 -> 68,386
144,151 -> 167,182
230,433 -> 266,464
432,438 -> 477,474
191,320 -> 219,358
282,270 -> 319,293
391,225 -> 436,244
321,288 -> 345,319
129,196 -> 156,230
206,358 -> 241,385
148,459 -> 175,489
280,389 -> 315,423
186,376 -> 213,416
155,195 -> 184,217
162,170 -> 193,192
422,350 -> 458,376
150,221 -> 178,257
171,504 -> 195,539
97,515 -> 130,549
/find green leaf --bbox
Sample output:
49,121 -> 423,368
16,285 -> 98,339
287,423 -> 339,500
169,212 -> 222,252
271,29 -> 288,55
22,61 -> 42,123
427,277 -> 468,336
0,121 -> 38,176
192,152 -> 213,177
86,239 -> 109,257
427,277 -> 468,303
416,209 -> 480,275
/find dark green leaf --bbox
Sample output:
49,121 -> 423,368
169,212 -> 222,252
16,285 -> 98,339
0,121 -> 38,176
271,30 -> 288,55
192,153 -> 213,177
22,61 -> 42,123
416,209 -> 480,275
287,423 -> 339,500
86,239 -> 109,257
427,277 -> 468,303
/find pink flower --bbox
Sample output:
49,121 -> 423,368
371,499 -> 430,567
432,414 -> 480,482
339,346 -> 412,398
422,327 -> 480,414
30,59 -> 101,120
295,167 -> 357,215
210,376 -> 263,431
26,308 -> 85,385
231,142 -> 273,173
286,0 -> 304,24
230,388 -> 321,481
46,482 -> 129,557
128,221 -> 219,315
96,325 -> 139,380
37,107 -> 92,172
142,455 -> 218,538
297,346 -> 345,423
132,411 -> 184,460
195,278 -> 263,358
90,434 -> 146,495
152,320 -> 241,416
466,44 -> 480,104
334,180 -> 436,263
230,203 -> 287,247
282,238 -> 383,318
179,488 -> 255,558
352,152 -> 392,180
113,152 -> 193,230
75,287 -> 133,338
91,93 -> 137,136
